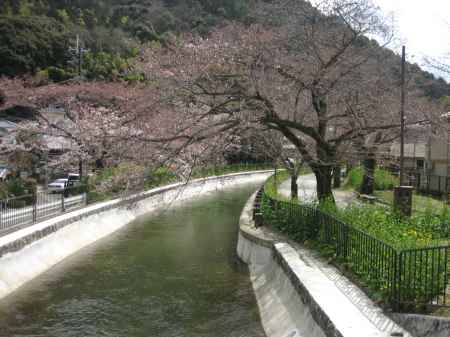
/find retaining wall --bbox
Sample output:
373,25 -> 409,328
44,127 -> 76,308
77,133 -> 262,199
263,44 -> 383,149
0,171 -> 272,300
391,313 -> 450,337
237,191 -> 412,337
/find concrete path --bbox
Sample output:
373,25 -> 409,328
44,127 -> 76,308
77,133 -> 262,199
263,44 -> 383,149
278,174 -> 356,207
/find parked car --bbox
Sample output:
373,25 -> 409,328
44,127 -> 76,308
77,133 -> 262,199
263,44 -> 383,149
67,173 -> 80,187
0,165 -> 11,181
48,178 -> 69,193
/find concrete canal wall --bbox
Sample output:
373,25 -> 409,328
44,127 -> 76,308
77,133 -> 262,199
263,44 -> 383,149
391,313 -> 450,337
237,192 -> 412,337
0,171 -> 272,300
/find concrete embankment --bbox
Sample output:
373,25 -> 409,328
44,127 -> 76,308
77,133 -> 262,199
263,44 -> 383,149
0,171 -> 272,300
237,191 -> 411,337
390,313 -> 450,337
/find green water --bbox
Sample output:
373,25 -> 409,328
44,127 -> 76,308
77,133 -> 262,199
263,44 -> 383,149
0,184 -> 265,337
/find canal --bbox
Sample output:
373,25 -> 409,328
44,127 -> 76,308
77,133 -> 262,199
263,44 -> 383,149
0,184 -> 265,337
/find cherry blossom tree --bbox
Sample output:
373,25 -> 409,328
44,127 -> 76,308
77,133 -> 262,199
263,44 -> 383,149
136,0 -> 437,201
0,77 -> 253,191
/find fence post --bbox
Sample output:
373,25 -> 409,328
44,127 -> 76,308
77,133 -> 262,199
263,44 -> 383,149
61,192 -> 65,212
343,224 -> 349,260
32,195 -> 37,223
395,251 -> 403,312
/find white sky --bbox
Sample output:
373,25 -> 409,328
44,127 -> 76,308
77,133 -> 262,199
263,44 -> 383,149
309,0 -> 450,80
374,0 -> 450,73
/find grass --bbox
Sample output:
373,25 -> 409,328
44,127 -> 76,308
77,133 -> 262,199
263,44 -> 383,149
346,166 -> 398,191
262,177 -> 450,314
263,167 -> 312,201
265,170 -> 450,250
374,190 -> 448,214
325,202 -> 450,249
263,170 -> 291,199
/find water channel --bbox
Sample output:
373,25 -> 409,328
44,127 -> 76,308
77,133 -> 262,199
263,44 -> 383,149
0,184 -> 265,337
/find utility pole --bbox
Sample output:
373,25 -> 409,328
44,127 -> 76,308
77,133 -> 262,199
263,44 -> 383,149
69,34 -> 88,78
68,35 -> 88,178
400,45 -> 406,186
394,45 -> 413,216
77,35 -> 82,77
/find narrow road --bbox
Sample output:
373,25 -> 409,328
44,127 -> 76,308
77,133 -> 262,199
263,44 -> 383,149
278,173 -> 356,207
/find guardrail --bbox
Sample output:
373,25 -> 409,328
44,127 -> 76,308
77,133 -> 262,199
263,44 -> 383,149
260,187 -> 450,313
0,185 -> 87,236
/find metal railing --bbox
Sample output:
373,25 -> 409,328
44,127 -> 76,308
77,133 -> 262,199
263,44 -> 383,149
0,185 -> 88,236
261,190 -> 450,312
410,173 -> 450,195
0,163 -> 276,237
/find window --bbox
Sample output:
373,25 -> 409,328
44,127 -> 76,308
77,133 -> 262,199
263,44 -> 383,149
416,160 -> 424,170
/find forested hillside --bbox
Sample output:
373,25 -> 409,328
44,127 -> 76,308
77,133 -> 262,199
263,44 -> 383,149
0,0 -> 449,99
0,0 -> 249,79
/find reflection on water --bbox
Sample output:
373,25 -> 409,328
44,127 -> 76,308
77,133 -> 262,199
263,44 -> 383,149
0,184 -> 265,337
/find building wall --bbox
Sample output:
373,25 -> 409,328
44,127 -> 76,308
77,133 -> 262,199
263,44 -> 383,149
391,139 -> 450,176
429,139 -> 450,162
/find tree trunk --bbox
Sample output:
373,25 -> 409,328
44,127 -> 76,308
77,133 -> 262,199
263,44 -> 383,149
333,165 -> 341,188
360,152 -> 376,195
95,158 -> 105,170
78,159 -> 83,179
291,172 -> 298,199
314,166 -> 335,203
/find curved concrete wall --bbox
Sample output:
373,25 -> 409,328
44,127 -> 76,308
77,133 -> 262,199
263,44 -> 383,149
391,313 -> 450,337
0,171 -> 272,300
237,192 -> 412,337
238,230 -> 327,337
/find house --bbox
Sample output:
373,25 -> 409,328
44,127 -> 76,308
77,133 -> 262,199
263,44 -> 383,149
0,119 -> 18,146
389,124 -> 429,174
0,104 -> 76,179
389,116 -> 450,193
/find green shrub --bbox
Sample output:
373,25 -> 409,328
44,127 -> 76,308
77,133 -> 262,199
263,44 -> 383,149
346,166 -> 398,191
262,174 -> 450,312
144,167 -> 178,189
0,177 -> 37,205
262,189 -> 449,311
47,66 -> 71,82
263,170 -> 289,199
347,166 -> 364,189
374,169 -> 398,190
87,162 -> 271,203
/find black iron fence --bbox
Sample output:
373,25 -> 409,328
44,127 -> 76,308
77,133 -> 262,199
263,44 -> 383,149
260,190 -> 450,312
0,185 -> 88,236
410,173 -> 450,195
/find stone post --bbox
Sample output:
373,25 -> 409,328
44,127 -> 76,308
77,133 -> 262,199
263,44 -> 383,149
394,186 -> 413,217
